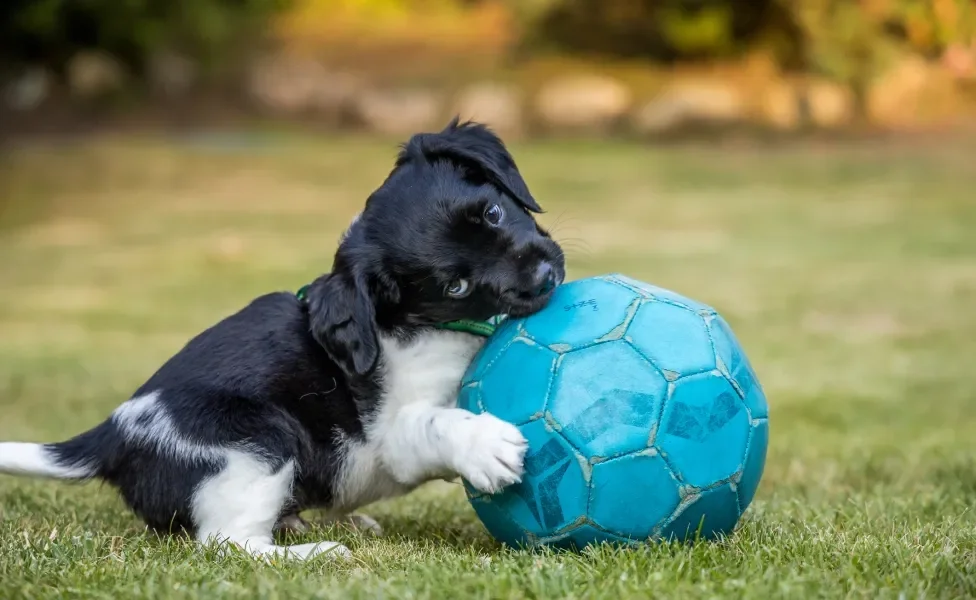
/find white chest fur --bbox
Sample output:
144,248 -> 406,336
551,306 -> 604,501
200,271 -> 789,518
376,331 -> 484,412
333,330 -> 485,510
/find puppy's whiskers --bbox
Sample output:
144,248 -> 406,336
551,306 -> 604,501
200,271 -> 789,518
544,211 -> 585,234
551,236 -> 593,260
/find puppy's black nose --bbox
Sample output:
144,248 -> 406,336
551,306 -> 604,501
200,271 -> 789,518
530,262 -> 557,296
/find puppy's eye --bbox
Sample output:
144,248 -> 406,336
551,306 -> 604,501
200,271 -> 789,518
445,278 -> 471,298
483,204 -> 504,226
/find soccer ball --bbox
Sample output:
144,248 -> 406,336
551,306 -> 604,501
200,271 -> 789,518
457,274 -> 768,549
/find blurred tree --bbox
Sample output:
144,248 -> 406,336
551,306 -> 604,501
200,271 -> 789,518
507,0 -> 802,63
0,0 -> 291,76
880,0 -> 976,56
4,0 -> 972,87
783,0 -> 901,119
781,0 -> 976,121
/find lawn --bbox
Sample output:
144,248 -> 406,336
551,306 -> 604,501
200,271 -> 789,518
1,132 -> 976,599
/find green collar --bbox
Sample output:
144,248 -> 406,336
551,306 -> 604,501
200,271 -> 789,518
295,284 -> 500,337
435,319 -> 499,337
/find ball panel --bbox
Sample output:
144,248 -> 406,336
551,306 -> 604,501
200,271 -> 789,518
737,418 -> 769,513
662,483 -> 741,542
656,372 -> 750,488
708,315 -> 768,419
742,383 -> 769,421
543,522 -> 635,550
457,383 -> 483,414
475,419 -> 589,539
589,451 -> 681,539
462,318 -> 520,386
551,341 -> 668,458
609,274 -> 715,313
521,278 -> 640,350
479,338 -> 556,425
628,301 -> 716,376
468,494 -> 532,549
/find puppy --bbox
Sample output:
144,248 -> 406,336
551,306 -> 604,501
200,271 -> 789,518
0,119 -> 565,561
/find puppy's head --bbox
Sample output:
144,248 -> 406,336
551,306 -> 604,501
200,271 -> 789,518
307,118 -> 565,377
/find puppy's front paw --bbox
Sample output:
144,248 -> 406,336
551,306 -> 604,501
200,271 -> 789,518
453,414 -> 527,495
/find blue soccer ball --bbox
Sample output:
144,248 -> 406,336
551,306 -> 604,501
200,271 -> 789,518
457,274 -> 769,549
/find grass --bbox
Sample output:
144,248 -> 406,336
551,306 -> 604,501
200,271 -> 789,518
2,132 -> 976,599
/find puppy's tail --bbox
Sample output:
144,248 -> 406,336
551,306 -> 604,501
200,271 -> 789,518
0,421 -> 116,480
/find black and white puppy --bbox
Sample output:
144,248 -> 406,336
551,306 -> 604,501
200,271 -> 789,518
0,119 -> 565,561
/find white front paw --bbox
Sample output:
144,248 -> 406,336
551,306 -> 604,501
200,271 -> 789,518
452,414 -> 527,494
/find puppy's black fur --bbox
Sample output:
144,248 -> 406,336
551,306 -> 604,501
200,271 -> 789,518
1,118 -> 565,541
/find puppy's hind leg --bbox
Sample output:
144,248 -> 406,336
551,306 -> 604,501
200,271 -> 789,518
192,450 -> 350,561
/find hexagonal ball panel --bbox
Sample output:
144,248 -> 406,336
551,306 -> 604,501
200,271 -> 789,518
708,315 -> 768,419
628,300 -> 716,376
737,418 -> 768,513
477,337 -> 556,425
522,278 -> 639,350
590,451 -> 681,539
662,483 -> 741,542
550,341 -> 667,459
468,494 -> 532,549
656,372 -> 750,488
469,419 -> 589,540
462,318 -> 520,386
608,274 -> 716,313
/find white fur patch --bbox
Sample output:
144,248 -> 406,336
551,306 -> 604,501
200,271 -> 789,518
334,330 -> 481,507
335,330 -> 527,509
0,442 -> 92,479
193,450 -> 293,542
112,391 -> 224,464
193,450 -> 349,561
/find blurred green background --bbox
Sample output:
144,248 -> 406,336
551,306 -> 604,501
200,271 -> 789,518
2,0 -> 975,136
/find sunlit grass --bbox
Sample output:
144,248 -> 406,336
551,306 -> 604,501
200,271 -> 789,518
2,134 -> 976,598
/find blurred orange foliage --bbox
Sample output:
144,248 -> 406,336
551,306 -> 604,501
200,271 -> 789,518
275,0 -> 514,61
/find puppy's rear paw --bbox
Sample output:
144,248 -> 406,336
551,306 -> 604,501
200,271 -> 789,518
346,514 -> 384,536
324,513 -> 384,537
275,513 -> 310,535
453,414 -> 527,495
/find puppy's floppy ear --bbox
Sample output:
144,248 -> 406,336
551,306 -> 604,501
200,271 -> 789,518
306,270 -> 382,378
399,116 -> 543,213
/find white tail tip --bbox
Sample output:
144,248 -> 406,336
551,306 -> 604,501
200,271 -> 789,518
0,442 -> 92,479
